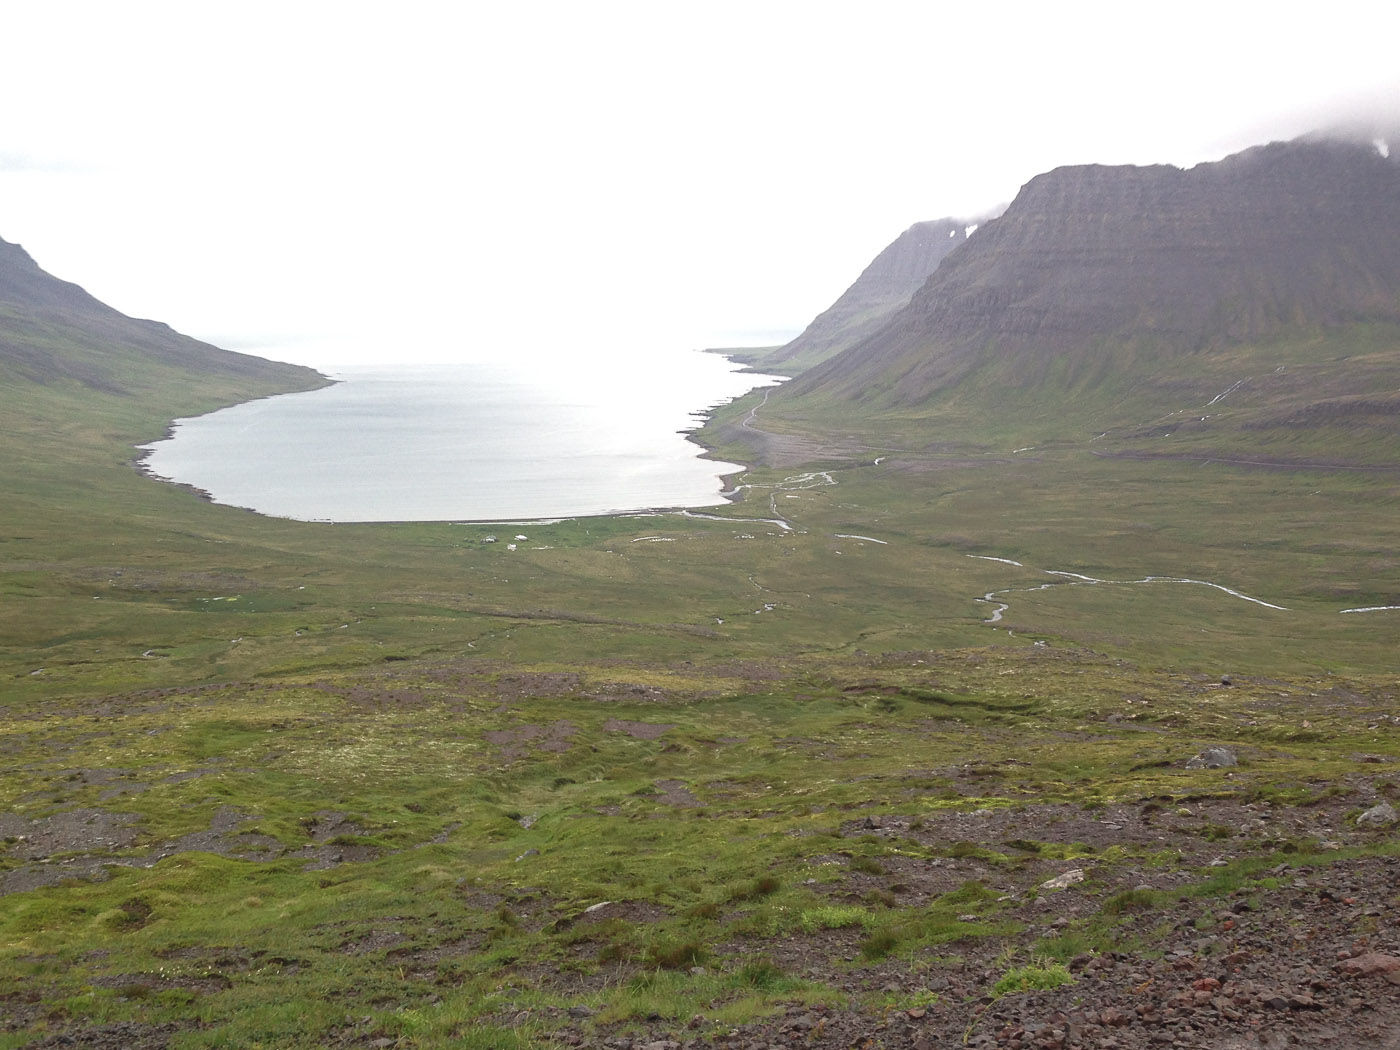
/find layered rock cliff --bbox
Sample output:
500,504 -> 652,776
764,219 -> 976,370
783,137 -> 1400,406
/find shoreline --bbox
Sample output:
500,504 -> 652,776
133,360 -> 780,526
129,375 -> 339,513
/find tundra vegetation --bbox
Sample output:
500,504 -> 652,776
2,306 -> 1399,1048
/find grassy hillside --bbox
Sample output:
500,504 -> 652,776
8,321 -> 1399,704
2,231 -> 1400,1046
2,309 -> 1399,1047
0,237 -> 322,400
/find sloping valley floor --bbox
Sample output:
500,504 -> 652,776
5,335 -> 1400,1048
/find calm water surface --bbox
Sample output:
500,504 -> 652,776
140,354 -> 781,522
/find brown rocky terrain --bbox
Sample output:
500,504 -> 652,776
518,799 -> 1400,1050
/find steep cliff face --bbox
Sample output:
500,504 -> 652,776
765,219 -> 974,369
0,236 -> 322,394
785,138 -> 1400,405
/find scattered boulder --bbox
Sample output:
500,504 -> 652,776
1336,951 -> 1400,976
1039,868 -> 1086,891
1355,802 -> 1398,827
1185,747 -> 1238,769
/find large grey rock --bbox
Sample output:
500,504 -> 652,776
1039,868 -> 1086,891
1356,802 -> 1398,827
1186,747 -> 1239,770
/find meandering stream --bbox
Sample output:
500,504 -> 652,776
968,556 -> 1398,623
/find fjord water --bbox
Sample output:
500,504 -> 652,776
140,353 -> 781,522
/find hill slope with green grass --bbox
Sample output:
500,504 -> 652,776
3,150 -> 1400,1050
0,236 -> 324,399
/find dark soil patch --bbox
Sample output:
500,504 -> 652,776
652,779 -> 702,808
602,718 -> 675,739
494,672 -> 583,697
0,807 -> 140,857
580,682 -> 671,703
153,946 -> 258,972
0,803 -> 392,896
25,1021 -> 184,1049
574,899 -> 670,925
697,660 -> 790,682
90,971 -> 233,994
483,721 -> 577,758
339,927 -> 410,955
387,934 -> 485,968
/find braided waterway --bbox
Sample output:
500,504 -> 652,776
139,354 -> 782,522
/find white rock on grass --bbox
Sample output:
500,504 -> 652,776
1356,802 -> 1398,827
1039,868 -> 1086,891
1186,747 -> 1238,770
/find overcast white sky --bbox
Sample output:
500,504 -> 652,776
3,1 -> 1398,369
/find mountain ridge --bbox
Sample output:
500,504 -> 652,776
0,234 -> 324,398
778,136 -> 1400,408
758,217 -> 980,372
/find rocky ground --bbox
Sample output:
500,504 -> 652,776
5,685 -> 1399,1050
528,774 -> 1400,1050
544,855 -> 1400,1050
5,815 -> 1399,1049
